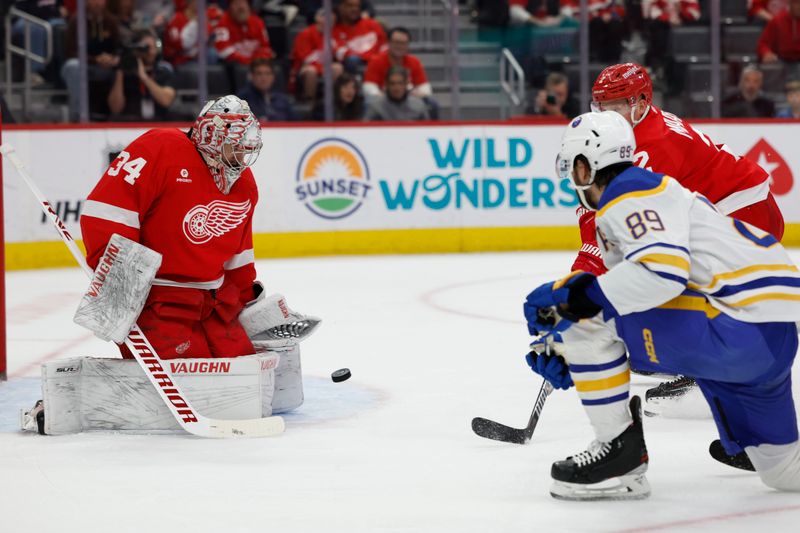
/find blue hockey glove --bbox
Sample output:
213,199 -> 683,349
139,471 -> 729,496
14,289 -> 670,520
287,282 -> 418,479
523,271 -> 595,335
525,350 -> 574,390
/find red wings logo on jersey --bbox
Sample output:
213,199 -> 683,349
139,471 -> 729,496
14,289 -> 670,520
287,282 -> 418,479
182,199 -> 251,244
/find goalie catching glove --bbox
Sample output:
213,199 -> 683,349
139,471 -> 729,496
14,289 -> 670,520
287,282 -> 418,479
73,234 -> 162,343
239,283 -> 321,347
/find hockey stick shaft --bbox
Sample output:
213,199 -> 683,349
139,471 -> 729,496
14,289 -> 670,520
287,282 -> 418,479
1,143 -> 284,438
472,378 -> 554,444
523,379 -> 554,439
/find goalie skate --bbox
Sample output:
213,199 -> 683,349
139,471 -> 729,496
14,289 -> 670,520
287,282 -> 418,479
644,376 -> 711,419
550,396 -> 651,501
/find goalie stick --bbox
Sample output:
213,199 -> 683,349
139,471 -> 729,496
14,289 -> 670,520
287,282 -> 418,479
1,143 -> 284,439
472,379 -> 554,445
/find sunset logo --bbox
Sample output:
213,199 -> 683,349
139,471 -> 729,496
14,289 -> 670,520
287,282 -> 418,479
295,138 -> 372,219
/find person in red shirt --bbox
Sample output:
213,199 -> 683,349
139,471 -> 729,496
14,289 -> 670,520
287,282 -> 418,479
80,95 -> 264,360
363,27 -> 431,100
750,0 -> 789,22
758,0 -> 800,63
215,0 -> 273,63
163,0 -> 224,66
642,1 -> 701,90
333,0 -> 387,73
290,9 -> 343,100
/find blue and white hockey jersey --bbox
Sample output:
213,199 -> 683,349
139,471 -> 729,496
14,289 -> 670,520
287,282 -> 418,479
589,167 -> 800,323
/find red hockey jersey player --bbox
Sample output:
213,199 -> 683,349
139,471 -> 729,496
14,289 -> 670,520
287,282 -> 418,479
573,63 -> 782,275
333,0 -> 387,66
214,0 -> 273,65
80,95 -> 263,359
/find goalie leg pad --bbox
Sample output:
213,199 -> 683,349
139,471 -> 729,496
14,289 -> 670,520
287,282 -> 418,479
73,234 -> 162,343
38,353 -> 278,435
254,341 -> 303,413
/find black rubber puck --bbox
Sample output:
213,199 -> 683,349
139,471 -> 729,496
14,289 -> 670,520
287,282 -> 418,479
331,368 -> 351,382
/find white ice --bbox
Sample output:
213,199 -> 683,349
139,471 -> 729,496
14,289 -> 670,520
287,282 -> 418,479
2,251 -> 800,533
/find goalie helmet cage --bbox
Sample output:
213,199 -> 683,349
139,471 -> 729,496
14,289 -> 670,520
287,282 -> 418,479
0,110 -> 6,380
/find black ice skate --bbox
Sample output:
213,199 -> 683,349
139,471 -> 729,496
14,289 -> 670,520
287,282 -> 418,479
644,376 -> 708,418
550,396 -> 650,501
709,439 -> 755,471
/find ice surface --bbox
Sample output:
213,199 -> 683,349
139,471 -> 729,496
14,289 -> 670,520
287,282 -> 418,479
2,251 -> 800,533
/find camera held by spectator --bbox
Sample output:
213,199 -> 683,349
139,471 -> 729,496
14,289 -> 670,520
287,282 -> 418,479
527,72 -> 579,118
108,29 -> 177,121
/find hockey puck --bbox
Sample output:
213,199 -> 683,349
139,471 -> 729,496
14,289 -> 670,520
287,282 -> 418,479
331,368 -> 351,383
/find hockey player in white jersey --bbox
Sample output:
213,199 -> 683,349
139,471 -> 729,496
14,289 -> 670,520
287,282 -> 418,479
523,111 -> 800,500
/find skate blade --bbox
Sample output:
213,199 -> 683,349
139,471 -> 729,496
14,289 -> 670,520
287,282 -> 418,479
550,466 -> 651,501
644,390 -> 712,419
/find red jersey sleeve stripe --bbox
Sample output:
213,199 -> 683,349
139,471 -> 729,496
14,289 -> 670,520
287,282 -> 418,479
81,200 -> 141,229
224,249 -> 255,270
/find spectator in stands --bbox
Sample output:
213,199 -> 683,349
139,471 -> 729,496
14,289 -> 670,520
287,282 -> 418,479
750,0 -> 788,23
722,64 -> 776,117
11,0 -> 69,82
758,0 -> 800,64
61,0 -> 121,121
561,1 -> 628,63
508,0 -> 565,26
364,27 -> 431,99
527,71 -> 579,118
642,1 -> 701,86
237,58 -> 296,121
215,0 -> 274,91
298,0 -> 375,25
365,66 -> 429,121
363,27 -> 438,117
108,28 -> 177,120
310,72 -> 364,120
107,0 -> 136,43
163,0 -> 224,66
333,0 -> 387,73
290,9 -> 343,101
776,79 -> 800,117
137,0 -> 173,31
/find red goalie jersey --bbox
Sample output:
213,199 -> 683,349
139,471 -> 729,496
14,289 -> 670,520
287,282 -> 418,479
80,128 -> 258,305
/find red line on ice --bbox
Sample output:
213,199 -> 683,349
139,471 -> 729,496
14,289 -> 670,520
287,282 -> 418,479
612,503 -> 800,532
419,275 -> 525,325
10,333 -> 97,378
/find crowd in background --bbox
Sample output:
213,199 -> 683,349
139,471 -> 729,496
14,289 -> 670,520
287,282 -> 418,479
2,0 -> 800,122
1,0 -> 437,122
487,0 -> 800,120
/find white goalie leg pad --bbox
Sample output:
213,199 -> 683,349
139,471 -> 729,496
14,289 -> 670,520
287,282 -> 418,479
39,353 -> 278,435
254,341 -> 303,413
73,234 -> 162,343
239,290 -> 321,347
539,316 -> 632,443
747,441 -> 800,491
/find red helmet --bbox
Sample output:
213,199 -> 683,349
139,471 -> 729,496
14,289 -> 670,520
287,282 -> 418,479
591,63 -> 653,107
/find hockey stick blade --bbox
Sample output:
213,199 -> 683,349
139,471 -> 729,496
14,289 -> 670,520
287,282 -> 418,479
1,143 -> 285,439
472,380 -> 554,445
471,417 -> 531,444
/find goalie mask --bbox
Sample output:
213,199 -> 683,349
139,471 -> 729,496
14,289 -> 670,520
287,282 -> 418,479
191,95 -> 262,194
556,111 -> 636,210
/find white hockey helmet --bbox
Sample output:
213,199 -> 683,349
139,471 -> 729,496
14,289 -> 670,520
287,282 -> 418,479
556,111 -> 636,210
191,95 -> 263,194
